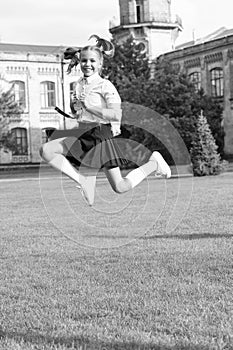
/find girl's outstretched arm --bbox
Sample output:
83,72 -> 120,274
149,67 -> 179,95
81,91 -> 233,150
80,94 -> 122,122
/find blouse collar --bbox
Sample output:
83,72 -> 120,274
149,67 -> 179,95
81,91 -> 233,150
83,72 -> 101,84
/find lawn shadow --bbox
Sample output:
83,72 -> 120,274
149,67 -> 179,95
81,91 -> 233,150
0,328 -> 211,350
142,232 -> 233,240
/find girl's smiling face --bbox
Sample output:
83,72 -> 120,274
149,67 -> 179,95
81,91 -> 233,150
80,49 -> 102,77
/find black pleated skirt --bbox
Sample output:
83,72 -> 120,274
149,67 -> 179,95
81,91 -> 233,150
48,123 -> 128,169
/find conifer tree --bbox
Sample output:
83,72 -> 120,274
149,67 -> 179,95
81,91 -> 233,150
190,112 -> 224,176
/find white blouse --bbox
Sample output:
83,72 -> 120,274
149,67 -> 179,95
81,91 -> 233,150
71,73 -> 122,136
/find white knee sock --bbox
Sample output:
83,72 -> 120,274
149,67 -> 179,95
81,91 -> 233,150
125,159 -> 157,189
49,154 -> 85,184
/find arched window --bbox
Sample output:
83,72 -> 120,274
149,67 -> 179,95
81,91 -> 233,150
11,128 -> 28,155
40,81 -> 56,108
11,80 -> 26,108
210,68 -> 223,97
189,72 -> 201,92
41,128 -> 56,143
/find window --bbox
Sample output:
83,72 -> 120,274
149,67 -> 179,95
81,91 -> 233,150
11,80 -> 26,108
135,27 -> 144,37
189,72 -> 201,92
70,82 -> 76,96
136,0 -> 143,23
69,82 -> 77,113
70,82 -> 76,102
11,128 -> 28,155
40,81 -> 56,108
210,68 -> 223,97
42,128 -> 56,143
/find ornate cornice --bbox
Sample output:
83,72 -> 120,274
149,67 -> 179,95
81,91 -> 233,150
204,52 -> 223,64
6,66 -> 29,74
184,57 -> 201,68
38,67 -> 59,75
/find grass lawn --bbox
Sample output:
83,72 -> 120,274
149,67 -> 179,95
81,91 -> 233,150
0,171 -> 233,350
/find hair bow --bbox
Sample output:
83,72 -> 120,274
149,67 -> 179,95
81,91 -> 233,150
63,47 -> 81,74
88,35 -> 115,58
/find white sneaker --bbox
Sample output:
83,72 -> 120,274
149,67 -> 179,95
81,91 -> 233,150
150,151 -> 171,178
76,177 -> 96,206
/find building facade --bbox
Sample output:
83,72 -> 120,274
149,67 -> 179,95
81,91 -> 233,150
0,43 -> 81,165
160,28 -> 233,157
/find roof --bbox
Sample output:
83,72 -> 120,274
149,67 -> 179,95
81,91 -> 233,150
0,42 -> 80,55
175,27 -> 233,50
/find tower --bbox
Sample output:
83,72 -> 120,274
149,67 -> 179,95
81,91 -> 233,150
109,0 -> 182,59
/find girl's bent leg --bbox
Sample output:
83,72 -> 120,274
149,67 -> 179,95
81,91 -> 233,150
104,167 -> 132,193
104,165 -> 151,193
39,137 -> 66,163
40,138 -> 97,205
39,137 -> 81,184
125,151 -> 171,188
104,151 -> 171,193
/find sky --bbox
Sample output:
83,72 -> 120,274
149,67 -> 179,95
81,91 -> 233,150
0,0 -> 232,47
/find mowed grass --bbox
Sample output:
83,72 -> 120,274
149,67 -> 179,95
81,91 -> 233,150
0,171 -> 233,350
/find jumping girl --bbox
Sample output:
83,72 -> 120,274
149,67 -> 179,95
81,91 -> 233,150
39,35 -> 171,206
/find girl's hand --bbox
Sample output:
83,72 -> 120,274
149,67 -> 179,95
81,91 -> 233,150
79,93 -> 104,118
71,92 -> 82,113
79,92 -> 91,110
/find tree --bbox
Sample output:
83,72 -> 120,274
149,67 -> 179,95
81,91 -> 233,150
190,112 -> 225,176
140,59 -> 224,156
102,36 -> 150,99
194,89 -> 225,157
140,59 -> 200,152
0,76 -> 21,151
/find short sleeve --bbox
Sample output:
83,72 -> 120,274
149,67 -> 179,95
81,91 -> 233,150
101,79 -> 122,124
102,79 -> 121,106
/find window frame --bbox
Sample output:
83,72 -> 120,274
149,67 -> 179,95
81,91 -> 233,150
70,82 -> 76,97
11,127 -> 28,155
210,68 -> 224,97
41,127 -> 56,143
189,71 -> 201,92
40,81 -> 56,108
11,80 -> 26,109
135,0 -> 143,23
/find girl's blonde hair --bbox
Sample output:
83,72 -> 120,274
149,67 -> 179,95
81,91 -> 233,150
64,35 -> 114,74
